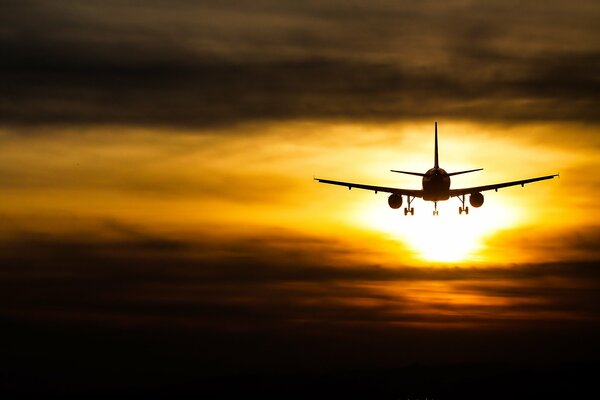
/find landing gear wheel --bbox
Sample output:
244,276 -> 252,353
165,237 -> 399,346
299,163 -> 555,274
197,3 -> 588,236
402,196 -> 415,216
459,207 -> 463,215
465,207 -> 469,215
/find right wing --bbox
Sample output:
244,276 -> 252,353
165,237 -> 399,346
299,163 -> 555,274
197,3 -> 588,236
449,174 -> 559,197
314,178 -> 423,197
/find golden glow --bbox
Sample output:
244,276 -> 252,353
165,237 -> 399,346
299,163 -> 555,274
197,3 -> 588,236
357,198 -> 520,263
0,120 -> 597,266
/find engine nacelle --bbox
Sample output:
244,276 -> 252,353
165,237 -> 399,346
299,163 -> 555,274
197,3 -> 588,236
469,192 -> 484,208
388,194 -> 403,209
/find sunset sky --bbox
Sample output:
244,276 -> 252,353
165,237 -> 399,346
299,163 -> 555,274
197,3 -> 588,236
1,0 -> 599,396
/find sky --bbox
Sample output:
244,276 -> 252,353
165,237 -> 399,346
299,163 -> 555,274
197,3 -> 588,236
1,0 -> 600,395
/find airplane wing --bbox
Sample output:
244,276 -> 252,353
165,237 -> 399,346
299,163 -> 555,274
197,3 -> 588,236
314,178 -> 423,197
449,174 -> 559,197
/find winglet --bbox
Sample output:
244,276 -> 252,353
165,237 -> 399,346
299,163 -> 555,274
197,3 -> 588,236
434,121 -> 439,169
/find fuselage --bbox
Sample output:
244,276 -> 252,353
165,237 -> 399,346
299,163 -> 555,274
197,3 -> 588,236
422,167 -> 450,201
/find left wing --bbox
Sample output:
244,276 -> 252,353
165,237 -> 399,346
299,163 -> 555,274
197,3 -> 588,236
449,174 -> 558,197
314,178 -> 423,197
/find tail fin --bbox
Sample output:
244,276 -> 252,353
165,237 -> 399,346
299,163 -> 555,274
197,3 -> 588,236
434,122 -> 439,168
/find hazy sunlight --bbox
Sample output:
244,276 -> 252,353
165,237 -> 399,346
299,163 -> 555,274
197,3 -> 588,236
357,197 -> 520,263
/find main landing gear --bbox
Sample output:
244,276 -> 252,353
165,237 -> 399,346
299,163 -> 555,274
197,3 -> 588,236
404,196 -> 415,216
433,201 -> 439,216
458,194 -> 469,215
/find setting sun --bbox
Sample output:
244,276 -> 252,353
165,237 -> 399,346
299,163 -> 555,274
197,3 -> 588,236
358,197 -> 520,263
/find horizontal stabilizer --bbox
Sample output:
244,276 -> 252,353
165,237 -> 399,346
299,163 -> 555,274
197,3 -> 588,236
390,170 -> 426,177
447,168 -> 483,176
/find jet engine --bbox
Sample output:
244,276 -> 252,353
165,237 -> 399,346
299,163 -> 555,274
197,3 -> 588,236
469,192 -> 484,207
388,194 -> 403,209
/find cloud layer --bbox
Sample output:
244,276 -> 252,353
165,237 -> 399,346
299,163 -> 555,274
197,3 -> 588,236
2,1 -> 599,127
3,225 -> 600,337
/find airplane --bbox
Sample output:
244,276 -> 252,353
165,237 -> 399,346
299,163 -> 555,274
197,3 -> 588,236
314,122 -> 558,216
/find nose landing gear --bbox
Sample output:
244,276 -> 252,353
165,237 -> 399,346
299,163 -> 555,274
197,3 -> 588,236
433,201 -> 439,216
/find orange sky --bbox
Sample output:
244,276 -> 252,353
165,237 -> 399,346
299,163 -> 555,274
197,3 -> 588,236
2,119 -> 598,340
1,120 -> 597,266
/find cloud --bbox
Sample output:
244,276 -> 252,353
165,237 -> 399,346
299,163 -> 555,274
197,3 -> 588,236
2,221 -> 600,387
1,1 -> 598,127
3,223 -> 600,329
2,56 -> 598,127
485,225 -> 600,262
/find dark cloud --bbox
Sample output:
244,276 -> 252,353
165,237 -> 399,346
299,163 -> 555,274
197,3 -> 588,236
3,225 -> 600,333
1,1 -> 598,127
2,224 -> 600,394
2,54 -> 598,128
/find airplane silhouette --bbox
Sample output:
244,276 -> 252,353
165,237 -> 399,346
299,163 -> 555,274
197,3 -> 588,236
315,122 -> 558,216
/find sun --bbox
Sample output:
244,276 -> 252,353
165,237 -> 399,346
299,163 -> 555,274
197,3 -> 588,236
356,197 -> 519,263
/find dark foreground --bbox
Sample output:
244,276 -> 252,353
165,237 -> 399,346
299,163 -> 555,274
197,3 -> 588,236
2,360 -> 598,399
2,318 -> 597,399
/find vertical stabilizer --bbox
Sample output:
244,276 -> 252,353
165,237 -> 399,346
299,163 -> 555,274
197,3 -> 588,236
434,122 -> 439,168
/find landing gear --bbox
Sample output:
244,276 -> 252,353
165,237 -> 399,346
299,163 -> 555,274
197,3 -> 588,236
403,196 -> 415,216
433,201 -> 439,216
458,195 -> 469,215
